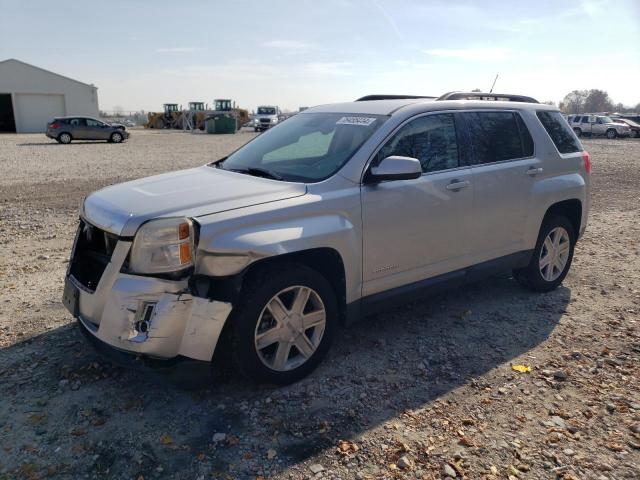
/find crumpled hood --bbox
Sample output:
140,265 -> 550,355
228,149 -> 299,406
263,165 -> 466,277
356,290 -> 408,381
82,166 -> 307,236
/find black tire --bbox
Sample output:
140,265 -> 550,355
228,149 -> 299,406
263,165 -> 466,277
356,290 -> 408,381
514,214 -> 576,293
110,132 -> 123,143
58,132 -> 72,144
228,263 -> 337,385
631,130 -> 639,138
573,128 -> 582,137
606,129 -> 617,139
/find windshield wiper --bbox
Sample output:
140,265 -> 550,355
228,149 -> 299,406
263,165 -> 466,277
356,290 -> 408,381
227,167 -> 284,181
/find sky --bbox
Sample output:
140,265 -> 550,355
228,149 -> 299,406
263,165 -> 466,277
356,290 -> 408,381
1,0 -> 638,112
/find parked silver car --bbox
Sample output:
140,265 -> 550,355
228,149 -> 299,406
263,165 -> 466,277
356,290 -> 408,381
63,92 -> 590,384
569,114 -> 630,139
46,116 -> 129,144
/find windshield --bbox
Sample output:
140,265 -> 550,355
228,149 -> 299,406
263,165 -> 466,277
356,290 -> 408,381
216,112 -> 387,182
258,107 -> 276,115
600,116 -> 614,123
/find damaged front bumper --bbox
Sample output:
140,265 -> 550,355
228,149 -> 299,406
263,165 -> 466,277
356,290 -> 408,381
63,222 -> 233,370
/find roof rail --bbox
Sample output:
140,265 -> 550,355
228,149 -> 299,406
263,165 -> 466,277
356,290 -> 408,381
356,94 -> 435,101
436,92 -> 539,103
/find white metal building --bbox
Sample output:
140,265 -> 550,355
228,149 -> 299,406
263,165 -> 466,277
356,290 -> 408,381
0,59 -> 99,133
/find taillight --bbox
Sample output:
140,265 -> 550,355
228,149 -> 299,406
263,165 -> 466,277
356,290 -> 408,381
582,151 -> 591,174
49,123 -> 60,129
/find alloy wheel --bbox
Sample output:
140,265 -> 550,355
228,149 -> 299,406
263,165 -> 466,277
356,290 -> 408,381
539,227 -> 570,282
254,285 -> 326,372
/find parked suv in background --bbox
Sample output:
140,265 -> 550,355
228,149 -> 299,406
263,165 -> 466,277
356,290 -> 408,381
46,116 -> 129,144
63,92 -> 590,385
569,114 -> 630,138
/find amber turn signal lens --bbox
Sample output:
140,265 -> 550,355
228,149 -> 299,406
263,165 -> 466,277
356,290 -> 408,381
178,222 -> 190,240
179,243 -> 191,264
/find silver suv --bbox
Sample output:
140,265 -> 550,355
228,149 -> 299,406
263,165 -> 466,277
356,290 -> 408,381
569,114 -> 630,139
63,92 -> 591,384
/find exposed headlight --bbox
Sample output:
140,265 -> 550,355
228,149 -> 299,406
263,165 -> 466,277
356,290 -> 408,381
271,118 -> 278,123
129,218 -> 195,274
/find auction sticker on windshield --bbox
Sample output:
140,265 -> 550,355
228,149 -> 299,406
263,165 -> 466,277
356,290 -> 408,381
337,116 -> 377,126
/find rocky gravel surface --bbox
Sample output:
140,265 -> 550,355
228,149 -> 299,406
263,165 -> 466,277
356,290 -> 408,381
0,131 -> 639,479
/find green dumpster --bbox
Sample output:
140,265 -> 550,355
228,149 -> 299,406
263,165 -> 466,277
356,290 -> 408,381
205,114 -> 236,134
205,117 -> 216,133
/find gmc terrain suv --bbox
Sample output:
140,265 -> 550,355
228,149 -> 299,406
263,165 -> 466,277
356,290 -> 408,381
63,92 -> 590,384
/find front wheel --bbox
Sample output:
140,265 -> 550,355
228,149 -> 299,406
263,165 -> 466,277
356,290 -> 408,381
110,132 -> 124,143
606,129 -> 617,139
631,130 -> 639,138
229,263 -> 337,384
514,215 -> 576,293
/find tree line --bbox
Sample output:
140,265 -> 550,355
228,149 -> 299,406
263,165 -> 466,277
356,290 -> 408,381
558,89 -> 639,114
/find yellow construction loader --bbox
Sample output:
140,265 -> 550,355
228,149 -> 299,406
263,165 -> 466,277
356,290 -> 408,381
144,104 -> 182,129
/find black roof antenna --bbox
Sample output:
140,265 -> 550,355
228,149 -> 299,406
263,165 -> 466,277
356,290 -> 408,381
489,74 -> 499,94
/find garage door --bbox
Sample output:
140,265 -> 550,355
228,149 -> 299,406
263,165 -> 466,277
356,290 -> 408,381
14,93 -> 65,133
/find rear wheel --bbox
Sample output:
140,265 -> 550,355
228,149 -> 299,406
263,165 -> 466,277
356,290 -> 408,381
58,132 -> 72,144
606,129 -> 617,139
110,132 -> 123,143
631,130 -> 639,138
514,215 -> 576,292
229,263 -> 337,384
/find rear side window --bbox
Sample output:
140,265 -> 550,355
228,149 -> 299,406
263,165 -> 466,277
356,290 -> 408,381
462,111 -> 531,164
536,111 -> 582,154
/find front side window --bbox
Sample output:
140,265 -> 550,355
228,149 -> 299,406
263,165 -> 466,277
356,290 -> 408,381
86,119 -> 103,127
376,113 -> 459,173
216,112 -> 386,182
536,111 -> 582,154
462,111 -> 530,164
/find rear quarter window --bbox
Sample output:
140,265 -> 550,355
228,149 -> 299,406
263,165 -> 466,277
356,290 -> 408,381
536,111 -> 582,154
461,111 -> 531,164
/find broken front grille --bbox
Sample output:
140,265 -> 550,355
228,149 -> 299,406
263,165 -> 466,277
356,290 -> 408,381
69,220 -> 118,292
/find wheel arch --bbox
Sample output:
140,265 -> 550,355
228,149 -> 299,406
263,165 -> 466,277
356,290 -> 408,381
196,247 -> 348,323
543,199 -> 582,237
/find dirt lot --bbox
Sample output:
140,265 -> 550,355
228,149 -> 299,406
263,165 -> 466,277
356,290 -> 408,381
0,130 -> 638,480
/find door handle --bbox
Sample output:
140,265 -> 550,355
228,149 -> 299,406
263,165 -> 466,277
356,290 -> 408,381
526,167 -> 544,176
445,180 -> 470,191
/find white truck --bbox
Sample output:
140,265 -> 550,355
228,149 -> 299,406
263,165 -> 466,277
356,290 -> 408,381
254,106 -> 280,132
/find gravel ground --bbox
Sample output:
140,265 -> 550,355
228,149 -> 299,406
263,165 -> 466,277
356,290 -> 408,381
0,130 -> 638,480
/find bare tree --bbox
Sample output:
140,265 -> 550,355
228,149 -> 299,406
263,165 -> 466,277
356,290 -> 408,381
582,90 -> 613,113
560,90 -> 589,114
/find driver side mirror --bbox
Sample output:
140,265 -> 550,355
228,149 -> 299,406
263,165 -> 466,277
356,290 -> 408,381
366,155 -> 422,183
